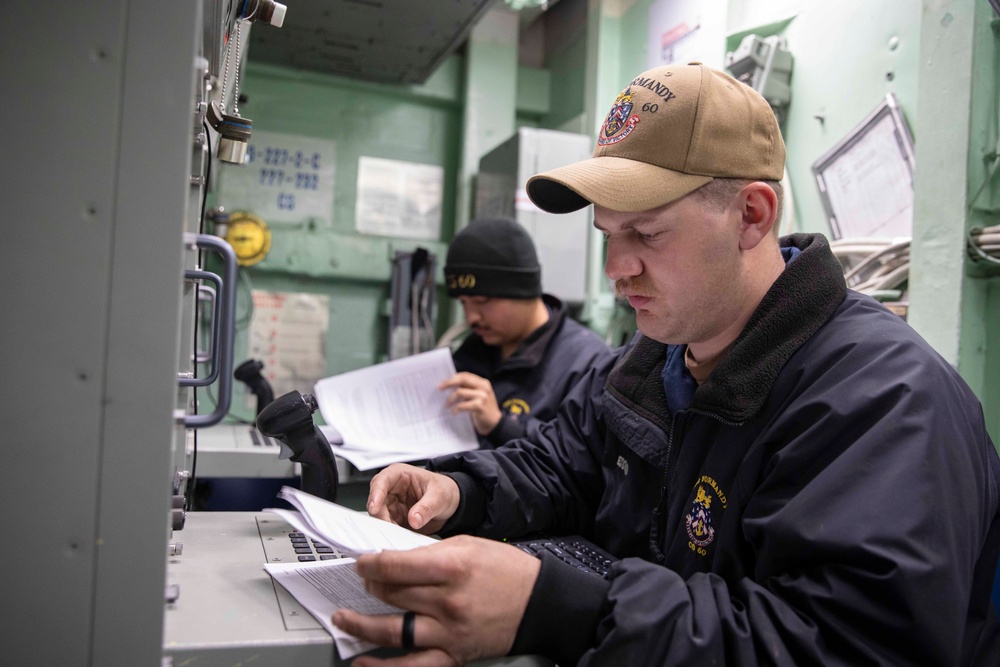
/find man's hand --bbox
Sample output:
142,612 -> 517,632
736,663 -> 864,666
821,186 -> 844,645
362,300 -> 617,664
439,372 -> 503,435
332,535 -> 541,667
367,464 -> 461,535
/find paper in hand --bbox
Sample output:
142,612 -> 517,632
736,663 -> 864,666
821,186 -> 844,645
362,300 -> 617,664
264,557 -> 399,659
313,347 -> 479,457
265,486 -> 437,557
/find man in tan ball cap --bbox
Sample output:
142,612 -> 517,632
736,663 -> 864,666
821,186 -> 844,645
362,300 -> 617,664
333,63 -> 1000,667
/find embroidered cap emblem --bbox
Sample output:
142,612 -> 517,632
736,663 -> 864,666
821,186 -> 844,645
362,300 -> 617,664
598,88 -> 640,146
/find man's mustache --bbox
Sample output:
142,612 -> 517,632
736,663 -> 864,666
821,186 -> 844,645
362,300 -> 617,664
614,278 -> 654,300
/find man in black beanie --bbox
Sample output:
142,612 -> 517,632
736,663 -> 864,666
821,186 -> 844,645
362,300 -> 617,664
439,217 -> 612,448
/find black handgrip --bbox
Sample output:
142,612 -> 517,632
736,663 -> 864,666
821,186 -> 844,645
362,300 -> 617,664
256,390 -> 339,502
234,358 -> 275,416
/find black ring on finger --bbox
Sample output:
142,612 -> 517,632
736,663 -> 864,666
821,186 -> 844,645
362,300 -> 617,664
401,610 -> 416,649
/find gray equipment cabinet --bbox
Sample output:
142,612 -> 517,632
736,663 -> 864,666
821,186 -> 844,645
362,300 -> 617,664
476,128 -> 593,304
1,2 -> 553,666
1,1 -> 200,664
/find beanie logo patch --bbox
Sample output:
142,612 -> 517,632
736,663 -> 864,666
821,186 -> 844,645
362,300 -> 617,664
598,88 -> 641,146
447,273 -> 477,290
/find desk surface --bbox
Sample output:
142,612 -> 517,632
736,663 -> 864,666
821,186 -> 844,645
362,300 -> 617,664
164,512 -> 553,667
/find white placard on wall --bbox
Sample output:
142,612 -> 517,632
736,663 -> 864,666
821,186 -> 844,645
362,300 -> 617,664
812,96 -> 916,240
248,290 -> 330,402
218,130 -> 336,226
355,156 -> 443,240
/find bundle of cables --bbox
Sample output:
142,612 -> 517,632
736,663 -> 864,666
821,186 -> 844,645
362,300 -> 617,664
967,225 -> 1000,266
829,237 -> 911,303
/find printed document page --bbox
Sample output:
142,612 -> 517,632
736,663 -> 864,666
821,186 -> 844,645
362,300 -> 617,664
325,444 -> 440,471
264,558 -> 400,659
319,424 -> 445,470
263,486 -> 437,658
314,348 -> 479,462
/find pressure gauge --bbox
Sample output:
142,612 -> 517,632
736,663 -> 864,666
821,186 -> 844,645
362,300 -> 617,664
225,211 -> 271,266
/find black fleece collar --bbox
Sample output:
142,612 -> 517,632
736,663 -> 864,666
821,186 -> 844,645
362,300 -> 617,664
608,234 -> 847,425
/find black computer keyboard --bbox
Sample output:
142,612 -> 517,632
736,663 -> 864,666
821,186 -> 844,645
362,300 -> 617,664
512,536 -> 617,577
287,531 -> 349,562
282,524 -> 617,575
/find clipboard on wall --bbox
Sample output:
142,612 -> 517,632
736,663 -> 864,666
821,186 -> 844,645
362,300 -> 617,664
812,93 -> 916,240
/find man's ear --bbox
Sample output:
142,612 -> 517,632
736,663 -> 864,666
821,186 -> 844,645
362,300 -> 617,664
736,182 -> 778,250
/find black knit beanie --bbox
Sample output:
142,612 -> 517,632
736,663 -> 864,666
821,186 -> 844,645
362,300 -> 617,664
444,218 -> 542,299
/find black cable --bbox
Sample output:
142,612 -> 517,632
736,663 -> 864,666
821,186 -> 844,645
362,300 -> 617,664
200,119 -> 212,226
235,268 -> 256,329
185,124 -> 215,511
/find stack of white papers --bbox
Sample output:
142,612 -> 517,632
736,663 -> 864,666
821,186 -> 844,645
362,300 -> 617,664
265,486 -> 437,555
313,347 -> 479,470
263,487 -> 439,659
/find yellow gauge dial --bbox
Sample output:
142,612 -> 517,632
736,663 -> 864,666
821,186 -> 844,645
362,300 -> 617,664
225,211 -> 271,266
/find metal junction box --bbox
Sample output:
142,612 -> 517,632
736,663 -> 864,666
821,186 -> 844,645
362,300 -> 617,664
475,127 -> 593,304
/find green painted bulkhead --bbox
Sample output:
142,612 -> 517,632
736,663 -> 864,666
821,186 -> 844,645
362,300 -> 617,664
211,0 -> 1000,447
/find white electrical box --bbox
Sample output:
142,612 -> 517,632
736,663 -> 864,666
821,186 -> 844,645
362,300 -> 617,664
475,128 -> 593,303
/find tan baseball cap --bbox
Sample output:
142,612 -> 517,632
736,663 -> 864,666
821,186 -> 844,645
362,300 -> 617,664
526,62 -> 785,213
